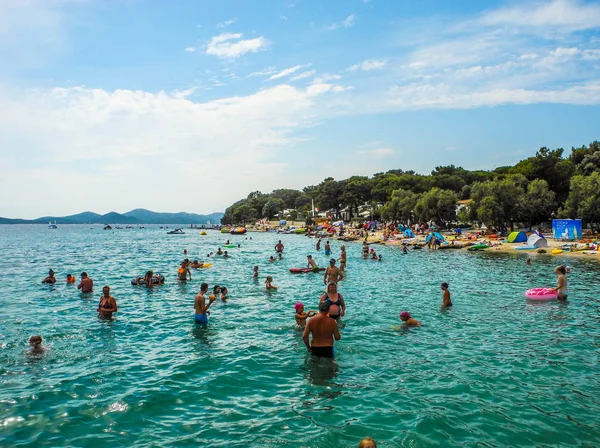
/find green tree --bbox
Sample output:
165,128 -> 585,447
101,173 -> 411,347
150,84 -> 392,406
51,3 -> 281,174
414,188 -> 458,227
262,198 -> 285,219
233,204 -> 258,225
315,177 -> 343,211
271,189 -> 303,209
520,179 -> 556,228
471,175 -> 527,229
561,172 -> 600,232
381,189 -> 420,223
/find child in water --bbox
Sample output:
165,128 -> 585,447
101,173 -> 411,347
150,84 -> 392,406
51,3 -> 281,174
400,311 -> 421,326
441,282 -> 452,307
253,266 -> 259,278
269,256 -> 276,263
66,274 -> 76,283
29,335 -> 45,355
294,302 -> 316,327
265,276 -> 278,290
552,265 -> 568,300
358,437 -> 377,448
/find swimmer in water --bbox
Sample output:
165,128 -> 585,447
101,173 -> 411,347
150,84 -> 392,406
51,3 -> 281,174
400,311 -> 421,327
216,248 -> 223,255
253,266 -> 259,278
320,282 -> 345,320
552,265 -> 568,300
370,250 -> 377,260
265,276 -> 278,290
275,240 -> 285,254
42,269 -> 56,284
339,245 -> 347,271
324,240 -> 331,256
324,258 -> 344,284
269,256 -> 276,263
402,244 -> 408,254
194,282 -> 216,325
77,272 -> 94,292
97,285 -> 118,317
178,261 -> 192,281
220,286 -> 228,301
294,302 -> 316,327
223,251 -> 229,258
29,335 -> 45,355
359,437 -> 377,448
316,239 -> 322,251
306,255 -> 319,272
526,258 -> 531,265
378,254 -> 382,261
66,273 -> 76,283
441,282 -> 452,307
278,252 -> 283,260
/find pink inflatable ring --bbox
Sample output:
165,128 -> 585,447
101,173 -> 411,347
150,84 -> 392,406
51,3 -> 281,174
525,288 -> 558,300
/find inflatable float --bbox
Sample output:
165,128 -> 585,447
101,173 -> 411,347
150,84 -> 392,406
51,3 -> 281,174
583,250 -> 598,255
524,288 -> 558,301
468,244 -> 488,251
515,245 -> 537,251
551,249 -> 563,255
131,274 -> 165,285
192,263 -> 212,269
289,267 -> 326,274
200,231 -> 207,235
222,244 -> 237,248
230,227 -> 247,234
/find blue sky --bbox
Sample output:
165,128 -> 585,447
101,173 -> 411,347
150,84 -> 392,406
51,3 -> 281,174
1,0 -> 599,218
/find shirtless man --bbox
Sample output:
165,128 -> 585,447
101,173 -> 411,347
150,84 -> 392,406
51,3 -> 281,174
306,255 -> 319,272
77,272 -> 94,292
194,282 -> 216,325
323,258 -> 344,285
275,240 -> 285,254
42,269 -> 56,284
302,301 -> 341,358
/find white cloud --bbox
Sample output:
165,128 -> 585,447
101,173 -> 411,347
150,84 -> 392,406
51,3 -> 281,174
185,47 -> 196,52
347,59 -> 387,71
216,18 -> 236,28
357,147 -> 394,156
267,64 -> 311,80
280,15 -> 288,20
290,70 -> 316,81
327,14 -> 356,30
313,74 -> 342,83
248,67 -> 278,77
206,33 -> 269,59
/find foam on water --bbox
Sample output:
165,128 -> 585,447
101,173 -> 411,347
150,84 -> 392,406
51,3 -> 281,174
0,225 -> 599,447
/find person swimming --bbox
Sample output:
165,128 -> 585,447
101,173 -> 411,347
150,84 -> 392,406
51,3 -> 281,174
42,269 -> 56,284
29,335 -> 45,355
66,273 -> 75,283
358,437 -> 377,448
552,265 -> 568,300
294,302 -> 316,327
223,251 -> 229,258
253,266 -> 259,278
269,256 -> 276,263
306,255 -> 319,272
400,311 -> 421,326
441,282 -> 452,307
265,276 -> 278,290
339,245 -> 347,271
216,248 -> 223,255
220,286 -> 228,301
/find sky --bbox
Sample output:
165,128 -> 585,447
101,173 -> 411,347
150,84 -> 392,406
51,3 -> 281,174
1,0 -> 600,219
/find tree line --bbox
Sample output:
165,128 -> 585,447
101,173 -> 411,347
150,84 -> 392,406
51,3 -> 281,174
221,141 -> 600,232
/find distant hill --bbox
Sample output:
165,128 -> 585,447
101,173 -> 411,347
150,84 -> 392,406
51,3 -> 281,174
0,209 -> 223,225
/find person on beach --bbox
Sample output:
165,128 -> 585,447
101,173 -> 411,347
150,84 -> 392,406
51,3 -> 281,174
265,276 -> 278,290
441,282 -> 452,307
294,302 -> 316,327
66,273 -> 76,283
316,239 -> 322,251
29,335 -> 45,355
359,437 -> 377,448
275,240 -> 285,254
302,301 -> 341,358
194,282 -> 216,325
307,255 -> 319,272
551,265 -> 568,300
77,272 -> 94,292
97,285 -> 117,317
324,241 -> 331,256
324,259 -> 345,284
339,245 -> 347,271
42,269 -> 56,284
253,266 -> 259,278
400,311 -> 421,327
320,282 -> 345,320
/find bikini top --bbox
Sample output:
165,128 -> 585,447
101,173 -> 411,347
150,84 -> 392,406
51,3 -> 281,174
325,293 -> 344,307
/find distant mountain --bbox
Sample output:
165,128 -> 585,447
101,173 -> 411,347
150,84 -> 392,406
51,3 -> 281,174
0,209 -> 224,225
123,209 -> 223,224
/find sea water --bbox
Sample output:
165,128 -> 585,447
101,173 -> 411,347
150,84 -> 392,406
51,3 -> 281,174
0,225 -> 599,447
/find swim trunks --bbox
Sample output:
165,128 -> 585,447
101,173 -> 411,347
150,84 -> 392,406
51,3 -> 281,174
194,314 -> 208,324
311,346 -> 334,358
324,250 -> 331,256
313,266 -> 320,273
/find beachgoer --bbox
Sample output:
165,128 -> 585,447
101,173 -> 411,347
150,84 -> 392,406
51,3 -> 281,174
324,258 -> 345,285
307,255 -> 319,272
269,256 -> 276,263
275,240 -> 285,253
362,242 -> 369,259
223,251 -> 229,258
320,282 -> 345,320
138,270 -> 154,286
402,244 -> 408,254
77,272 -> 94,292
441,282 -> 452,307
178,261 -> 192,281
302,301 -> 341,358
400,311 -> 421,326
220,286 -> 228,301
184,249 -> 187,256
42,269 -> 56,284
265,276 -> 278,290
378,254 -> 382,261
370,250 -> 377,260
278,252 -> 283,260
226,240 -> 230,245
294,302 -> 316,327
253,266 -> 259,278
194,282 -> 216,325
324,241 -> 331,256
526,258 -> 531,265
359,437 -> 377,448
339,245 -> 347,271
97,285 -> 117,317
66,273 -> 76,283
316,239 -> 322,251
191,260 -> 205,269
552,265 -> 568,300
216,248 -> 223,255
29,335 -> 45,355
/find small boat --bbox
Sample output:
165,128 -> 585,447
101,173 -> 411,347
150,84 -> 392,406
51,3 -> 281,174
48,221 -> 57,229
167,228 -> 185,235
200,231 -> 207,235
103,225 -> 112,230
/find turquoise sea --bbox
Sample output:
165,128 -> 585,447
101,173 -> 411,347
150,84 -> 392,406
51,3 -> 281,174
1,225 -> 599,447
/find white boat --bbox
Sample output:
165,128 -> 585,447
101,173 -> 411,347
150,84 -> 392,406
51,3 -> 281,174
48,221 -> 57,229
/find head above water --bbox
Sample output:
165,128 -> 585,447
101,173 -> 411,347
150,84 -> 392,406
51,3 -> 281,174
201,282 -> 208,292
358,437 -> 377,448
48,269 -> 54,275
294,302 -> 304,311
329,258 -> 336,264
400,311 -> 411,321
81,272 -> 88,278
318,301 -> 330,313
29,335 -> 43,346
307,255 -> 312,259
555,265 -> 567,275
441,282 -> 449,289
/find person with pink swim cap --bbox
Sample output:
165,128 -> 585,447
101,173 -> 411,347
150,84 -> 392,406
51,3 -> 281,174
399,311 -> 422,327
294,302 -> 316,327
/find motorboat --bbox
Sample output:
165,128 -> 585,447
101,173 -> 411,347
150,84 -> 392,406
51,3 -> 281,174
167,228 -> 185,234
48,221 -> 57,229
103,224 -> 112,230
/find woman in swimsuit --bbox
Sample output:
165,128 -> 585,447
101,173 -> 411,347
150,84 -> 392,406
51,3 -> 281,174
339,245 -> 347,271
320,282 -> 345,320
552,265 -> 568,300
97,285 -> 117,317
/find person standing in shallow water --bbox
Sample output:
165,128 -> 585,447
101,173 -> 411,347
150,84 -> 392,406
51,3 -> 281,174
42,269 -> 56,284
339,245 -> 347,271
194,282 -> 216,325
324,258 -> 344,285
441,282 -> 452,307
78,272 -> 94,292
302,301 -> 341,358
324,240 -> 331,256
97,285 -> 117,317
275,240 -> 284,254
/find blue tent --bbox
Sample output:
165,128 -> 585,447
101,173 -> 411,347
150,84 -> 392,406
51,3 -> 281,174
426,232 -> 445,243
280,220 -> 287,226
403,229 -> 415,238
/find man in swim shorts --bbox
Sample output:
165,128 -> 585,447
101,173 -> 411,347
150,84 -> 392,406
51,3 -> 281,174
302,301 -> 341,358
324,258 -> 344,285
42,269 -> 56,284
275,240 -> 285,253
194,282 -> 216,325
77,272 -> 94,292
306,255 -> 319,272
